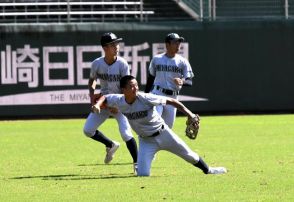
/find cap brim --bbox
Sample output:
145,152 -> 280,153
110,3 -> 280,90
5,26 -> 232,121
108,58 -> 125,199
104,38 -> 123,46
177,37 -> 185,42
166,37 -> 185,43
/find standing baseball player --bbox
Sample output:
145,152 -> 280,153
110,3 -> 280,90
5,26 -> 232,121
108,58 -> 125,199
145,33 -> 194,129
93,75 -> 227,176
83,33 -> 138,172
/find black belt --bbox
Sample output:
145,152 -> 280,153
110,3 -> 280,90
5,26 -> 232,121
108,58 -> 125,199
154,86 -> 179,96
150,125 -> 164,137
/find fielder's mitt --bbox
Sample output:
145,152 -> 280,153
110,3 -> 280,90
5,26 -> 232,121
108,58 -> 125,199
185,114 -> 200,140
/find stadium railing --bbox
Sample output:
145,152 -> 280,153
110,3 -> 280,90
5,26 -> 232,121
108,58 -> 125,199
0,0 -> 292,23
172,0 -> 292,21
172,0 -> 201,20
0,0 -> 154,23
210,0 -> 291,21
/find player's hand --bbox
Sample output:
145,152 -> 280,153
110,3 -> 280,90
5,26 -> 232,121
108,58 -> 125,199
174,78 -> 184,86
91,104 -> 101,113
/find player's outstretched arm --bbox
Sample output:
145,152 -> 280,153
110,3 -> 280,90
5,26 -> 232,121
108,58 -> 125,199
166,98 -> 195,119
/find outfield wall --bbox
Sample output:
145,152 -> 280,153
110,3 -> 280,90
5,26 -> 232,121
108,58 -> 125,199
1,21 -> 294,118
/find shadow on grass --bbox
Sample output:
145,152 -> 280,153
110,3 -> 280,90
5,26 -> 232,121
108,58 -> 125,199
77,162 -> 133,167
10,173 -> 136,180
9,162 -> 138,180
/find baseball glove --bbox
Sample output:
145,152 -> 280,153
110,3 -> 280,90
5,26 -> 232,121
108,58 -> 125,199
185,114 -> 200,140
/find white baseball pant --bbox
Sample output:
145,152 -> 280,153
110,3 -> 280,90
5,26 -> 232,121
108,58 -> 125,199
137,125 -> 200,176
83,109 -> 133,142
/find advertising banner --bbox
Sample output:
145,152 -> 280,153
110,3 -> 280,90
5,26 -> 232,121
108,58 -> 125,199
1,21 -> 294,118
0,29 -> 208,117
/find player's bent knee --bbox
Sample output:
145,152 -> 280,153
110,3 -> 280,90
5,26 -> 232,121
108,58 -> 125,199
83,127 -> 95,138
119,128 -> 133,142
137,168 -> 150,176
121,134 -> 133,142
137,174 -> 150,177
137,172 -> 150,177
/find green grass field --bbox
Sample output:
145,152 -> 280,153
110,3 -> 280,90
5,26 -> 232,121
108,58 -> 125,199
0,115 -> 293,201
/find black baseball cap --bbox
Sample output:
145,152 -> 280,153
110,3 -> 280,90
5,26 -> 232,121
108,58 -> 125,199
165,33 -> 185,43
101,32 -> 123,47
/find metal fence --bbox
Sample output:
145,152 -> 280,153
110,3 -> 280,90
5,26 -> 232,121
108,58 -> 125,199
1,0 -> 294,23
190,0 -> 294,21
0,0 -> 154,23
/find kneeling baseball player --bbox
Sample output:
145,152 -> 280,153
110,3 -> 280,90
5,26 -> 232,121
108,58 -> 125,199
92,75 -> 227,176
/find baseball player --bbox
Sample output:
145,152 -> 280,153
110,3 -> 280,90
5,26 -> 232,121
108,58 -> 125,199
93,75 -> 227,176
83,33 -> 138,172
145,33 -> 194,129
